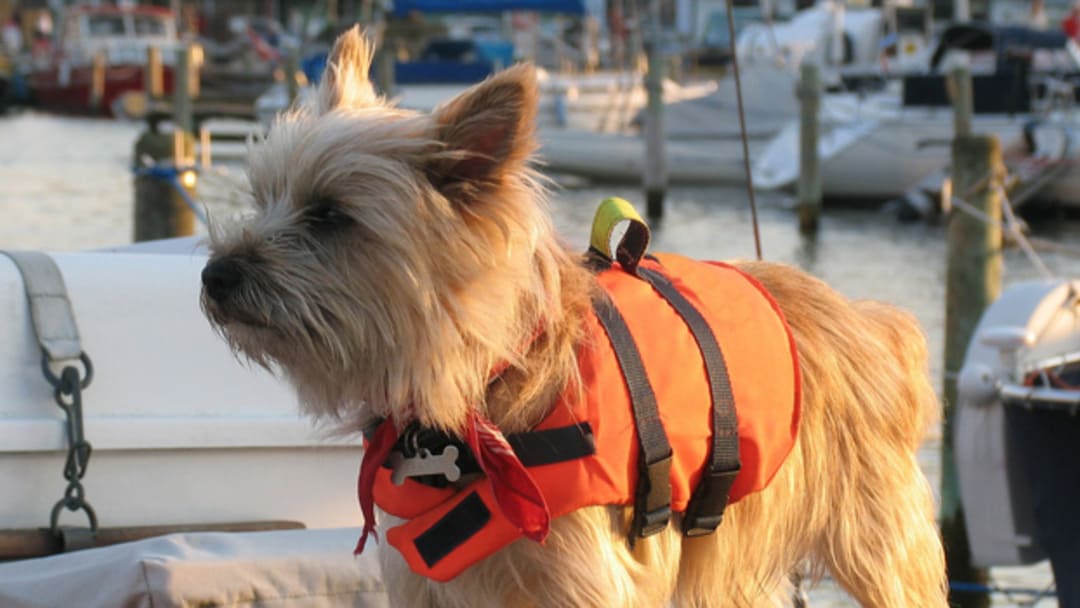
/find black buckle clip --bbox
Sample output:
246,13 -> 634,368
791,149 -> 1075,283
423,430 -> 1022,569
637,504 -> 673,538
632,454 -> 673,539
682,466 -> 740,537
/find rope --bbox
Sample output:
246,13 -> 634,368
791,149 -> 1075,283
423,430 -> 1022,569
724,0 -> 763,261
132,164 -> 208,226
996,184 -> 1055,280
949,581 -> 1057,606
947,170 -> 1077,277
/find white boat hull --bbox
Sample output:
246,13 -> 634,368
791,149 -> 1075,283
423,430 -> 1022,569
753,88 -> 1080,205
955,279 -> 1080,567
1,241 -> 360,532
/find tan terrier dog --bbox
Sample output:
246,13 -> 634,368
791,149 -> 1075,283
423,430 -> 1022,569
202,28 -> 947,607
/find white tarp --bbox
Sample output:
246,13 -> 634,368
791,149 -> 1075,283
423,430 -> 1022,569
0,528 -> 387,608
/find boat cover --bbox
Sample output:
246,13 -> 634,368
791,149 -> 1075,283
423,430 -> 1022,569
928,23 -> 1070,71
0,528 -> 387,608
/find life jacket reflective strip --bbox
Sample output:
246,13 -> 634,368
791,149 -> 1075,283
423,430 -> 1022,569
372,253 -> 801,581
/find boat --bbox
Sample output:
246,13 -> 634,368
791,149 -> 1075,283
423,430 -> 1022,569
25,5 -> 178,116
735,0 -> 933,83
503,0 -> 932,185
955,278 -> 1080,603
752,23 -> 1080,206
0,238 -> 377,603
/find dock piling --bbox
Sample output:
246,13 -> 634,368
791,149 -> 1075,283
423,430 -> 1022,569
949,65 -> 973,139
286,48 -> 301,107
132,130 -> 197,242
145,47 -> 163,100
89,52 -> 106,112
173,44 -> 196,135
133,43 -> 200,242
941,132 -> 1002,608
643,0 -> 667,219
797,61 -> 822,235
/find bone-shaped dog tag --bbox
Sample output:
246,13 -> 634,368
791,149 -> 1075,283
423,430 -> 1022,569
388,446 -> 462,486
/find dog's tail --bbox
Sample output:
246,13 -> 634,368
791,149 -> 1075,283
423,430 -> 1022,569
737,260 -> 939,449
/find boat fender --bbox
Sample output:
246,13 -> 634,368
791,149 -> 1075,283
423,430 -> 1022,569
957,364 -> 998,407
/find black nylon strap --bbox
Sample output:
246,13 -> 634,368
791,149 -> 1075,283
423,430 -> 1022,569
637,267 -> 741,536
507,423 -> 596,467
379,422 -> 596,487
591,293 -> 672,540
413,491 -> 491,568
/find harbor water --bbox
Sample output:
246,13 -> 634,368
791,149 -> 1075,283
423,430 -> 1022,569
2,110 -> 1075,605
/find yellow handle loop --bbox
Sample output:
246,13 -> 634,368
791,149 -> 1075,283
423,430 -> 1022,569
589,197 -> 651,269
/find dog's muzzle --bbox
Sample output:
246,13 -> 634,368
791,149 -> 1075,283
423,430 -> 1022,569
201,258 -> 245,304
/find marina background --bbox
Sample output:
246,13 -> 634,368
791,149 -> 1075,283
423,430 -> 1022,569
1,108 -> 1074,605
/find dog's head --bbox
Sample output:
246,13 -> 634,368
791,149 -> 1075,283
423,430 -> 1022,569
201,27 -> 571,432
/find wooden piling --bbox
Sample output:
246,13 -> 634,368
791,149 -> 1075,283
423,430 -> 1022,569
642,0 -> 666,219
133,43 -> 199,242
145,47 -> 163,99
132,130 -> 197,242
286,48 -> 301,107
949,65 -> 973,139
376,44 -> 395,97
173,45 -> 194,135
89,51 -> 106,112
941,134 -> 1002,608
797,61 -> 822,235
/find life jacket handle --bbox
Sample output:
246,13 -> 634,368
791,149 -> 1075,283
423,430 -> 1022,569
588,197 -> 651,272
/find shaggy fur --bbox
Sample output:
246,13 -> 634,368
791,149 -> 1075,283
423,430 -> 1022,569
201,27 -> 948,607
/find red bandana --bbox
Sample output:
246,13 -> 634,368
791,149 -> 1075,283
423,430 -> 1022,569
353,410 -> 550,556
354,329 -> 550,555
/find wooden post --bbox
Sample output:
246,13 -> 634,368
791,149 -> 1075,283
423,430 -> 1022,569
797,61 -> 822,235
949,65 -> 973,139
327,0 -> 339,27
627,0 -> 645,73
132,130 -> 197,242
145,47 -> 164,99
188,44 -> 202,100
286,47 -> 301,107
89,51 -> 106,112
376,43 -> 395,97
941,135 -> 1002,608
643,0 -> 666,219
134,44 -> 198,242
174,45 -> 194,135
554,15 -> 566,73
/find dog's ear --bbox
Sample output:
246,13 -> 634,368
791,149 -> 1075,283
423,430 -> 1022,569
317,25 -> 377,112
427,64 -> 538,199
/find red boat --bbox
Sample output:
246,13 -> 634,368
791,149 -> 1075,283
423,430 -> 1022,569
27,6 -> 178,116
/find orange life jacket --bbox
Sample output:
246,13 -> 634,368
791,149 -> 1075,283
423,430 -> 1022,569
366,252 -> 801,582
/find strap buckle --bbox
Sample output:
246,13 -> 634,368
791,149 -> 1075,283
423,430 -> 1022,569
631,454 -> 673,540
682,465 -> 741,537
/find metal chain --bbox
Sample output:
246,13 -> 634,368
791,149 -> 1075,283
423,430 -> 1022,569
41,351 -> 98,534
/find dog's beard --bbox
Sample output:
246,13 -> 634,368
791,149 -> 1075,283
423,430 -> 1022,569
202,284 -> 348,373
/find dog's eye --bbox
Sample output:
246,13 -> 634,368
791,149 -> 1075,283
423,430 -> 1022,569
305,200 -> 352,231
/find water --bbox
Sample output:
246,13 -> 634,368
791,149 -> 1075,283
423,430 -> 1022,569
1,110 -> 1075,605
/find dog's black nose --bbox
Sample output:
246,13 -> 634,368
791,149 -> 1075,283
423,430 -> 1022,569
202,259 -> 244,302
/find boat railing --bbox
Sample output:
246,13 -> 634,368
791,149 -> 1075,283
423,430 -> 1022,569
1000,382 -> 1080,414
1000,349 -> 1080,414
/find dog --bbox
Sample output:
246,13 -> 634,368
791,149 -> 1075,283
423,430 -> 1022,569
201,27 -> 948,607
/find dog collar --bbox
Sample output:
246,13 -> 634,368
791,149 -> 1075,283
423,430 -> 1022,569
354,411 -> 550,556
355,326 -> 552,555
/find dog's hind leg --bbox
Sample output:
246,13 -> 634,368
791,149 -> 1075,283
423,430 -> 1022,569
806,301 -> 948,607
735,262 -> 948,607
